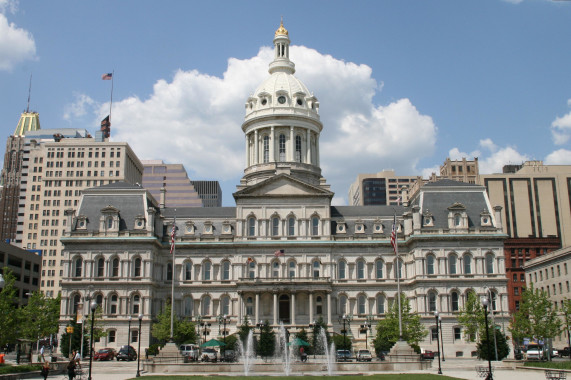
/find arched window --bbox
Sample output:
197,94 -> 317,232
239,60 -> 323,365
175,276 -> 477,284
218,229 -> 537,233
279,134 -> 286,161
110,294 -> 118,315
357,260 -> 365,279
376,294 -> 385,314
316,296 -> 323,315
288,261 -> 296,278
246,296 -> 253,316
203,261 -> 211,281
248,261 -> 256,279
426,254 -> 435,275
339,295 -> 347,315
295,135 -> 302,162
222,261 -> 230,280
451,291 -> 459,312
311,216 -> 319,236
96,294 -> 103,306
463,254 -> 472,274
263,135 -> 269,163
111,258 -> 119,277
72,294 -> 81,314
202,295 -> 211,316
221,296 -> 230,316
313,261 -> 320,278
428,291 -> 437,312
358,295 -> 367,315
133,258 -> 142,277
288,217 -> 295,236
73,257 -> 82,278
272,261 -> 280,278
449,253 -> 457,275
132,294 -> 140,314
272,217 -> 280,236
183,296 -> 193,316
339,260 -> 346,279
248,217 -> 256,237
167,262 -> 173,281
184,262 -> 192,281
376,260 -> 384,279
96,257 -> 105,277
485,253 -> 494,274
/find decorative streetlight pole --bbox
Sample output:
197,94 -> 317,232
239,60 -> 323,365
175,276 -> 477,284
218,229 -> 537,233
439,316 -> 445,361
366,315 -> 375,350
482,298 -> 493,380
309,320 -> 317,359
434,310 -> 442,375
338,314 -> 352,350
196,315 -> 203,346
218,314 -> 229,348
80,316 -> 86,360
87,301 -> 97,380
136,313 -> 143,377
127,316 -> 132,347
360,320 -> 371,350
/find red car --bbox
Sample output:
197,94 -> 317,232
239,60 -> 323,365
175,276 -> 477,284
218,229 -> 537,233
94,348 -> 116,361
420,350 -> 435,360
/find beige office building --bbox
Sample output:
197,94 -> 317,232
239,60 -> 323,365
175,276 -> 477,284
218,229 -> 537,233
17,133 -> 144,297
142,160 -> 203,208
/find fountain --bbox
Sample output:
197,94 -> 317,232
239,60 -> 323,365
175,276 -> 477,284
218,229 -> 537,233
317,327 -> 336,375
237,329 -> 255,376
277,323 -> 292,376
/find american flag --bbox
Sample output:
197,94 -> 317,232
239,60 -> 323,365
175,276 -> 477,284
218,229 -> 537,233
169,220 -> 176,255
274,249 -> 285,257
390,215 -> 398,255
101,73 -> 113,80
396,196 -> 402,205
246,257 -> 254,264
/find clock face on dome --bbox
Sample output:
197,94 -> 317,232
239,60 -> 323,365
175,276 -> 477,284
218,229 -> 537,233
278,96 -> 286,104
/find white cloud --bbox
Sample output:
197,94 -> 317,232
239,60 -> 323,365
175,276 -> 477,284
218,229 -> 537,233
63,93 -> 97,121
551,101 -> 571,145
0,0 -> 18,14
104,45 -> 438,202
544,149 -> 571,165
0,12 -> 36,71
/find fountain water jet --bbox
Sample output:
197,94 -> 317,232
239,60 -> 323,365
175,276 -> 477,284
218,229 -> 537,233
237,330 -> 255,376
317,327 -> 336,375
277,323 -> 292,376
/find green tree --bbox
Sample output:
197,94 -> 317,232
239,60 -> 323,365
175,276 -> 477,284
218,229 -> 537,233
151,304 -> 197,345
372,293 -> 427,356
477,328 -> 510,361
60,319 -> 86,358
0,270 -> 22,347
510,284 -> 562,354
237,316 -> 253,344
257,320 -> 275,360
562,299 -> 571,348
310,317 -> 330,355
333,334 -> 352,351
457,291 -> 485,342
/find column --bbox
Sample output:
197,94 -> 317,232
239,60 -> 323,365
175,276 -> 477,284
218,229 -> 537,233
291,292 -> 296,325
289,126 -> 294,161
245,134 -> 249,167
254,130 -> 259,164
273,292 -> 278,325
309,292 -> 314,323
270,126 -> 275,162
306,129 -> 311,164
238,293 -> 243,323
255,293 -> 260,324
327,292 -> 332,325
316,134 -> 320,166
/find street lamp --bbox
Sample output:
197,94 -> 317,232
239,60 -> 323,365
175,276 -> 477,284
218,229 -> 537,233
338,314 -> 352,350
218,314 -> 229,347
439,316 -> 445,361
434,310 -> 442,375
127,316 -> 132,347
200,321 -> 211,345
483,287 -> 498,361
80,316 -> 86,360
136,313 -> 142,377
196,315 -> 203,345
309,320 -> 318,359
87,300 -> 97,380
482,298 -> 493,380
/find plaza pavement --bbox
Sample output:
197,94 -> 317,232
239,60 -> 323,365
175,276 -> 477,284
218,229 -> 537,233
21,357 -> 554,380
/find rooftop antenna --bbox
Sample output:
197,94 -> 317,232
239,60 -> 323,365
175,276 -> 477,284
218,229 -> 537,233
26,74 -> 32,113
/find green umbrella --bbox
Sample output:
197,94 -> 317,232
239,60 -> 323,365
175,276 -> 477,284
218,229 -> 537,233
201,339 -> 226,347
287,337 -> 310,346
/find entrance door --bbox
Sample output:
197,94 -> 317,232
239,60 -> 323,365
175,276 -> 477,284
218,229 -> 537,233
279,294 -> 290,323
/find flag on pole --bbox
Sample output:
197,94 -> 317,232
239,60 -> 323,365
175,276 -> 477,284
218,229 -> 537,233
274,249 -> 285,257
170,219 -> 176,255
396,196 -> 402,205
390,215 -> 398,255
246,257 -> 254,264
101,73 -> 113,80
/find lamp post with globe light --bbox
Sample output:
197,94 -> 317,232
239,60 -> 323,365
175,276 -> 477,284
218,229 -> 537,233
136,314 -> 143,377
87,300 -> 97,380
439,316 -> 445,361
434,310 -> 442,375
482,298 -> 493,380
127,316 -> 132,347
338,314 -> 352,350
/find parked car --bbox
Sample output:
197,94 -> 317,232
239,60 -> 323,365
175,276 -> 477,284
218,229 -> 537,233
94,348 -> 116,361
336,349 -> 352,362
180,344 -> 199,361
201,348 -> 218,362
221,350 -> 236,362
525,344 -> 546,361
116,345 -> 137,361
560,347 -> 570,357
551,348 -> 559,358
356,349 -> 372,362
420,350 -> 435,360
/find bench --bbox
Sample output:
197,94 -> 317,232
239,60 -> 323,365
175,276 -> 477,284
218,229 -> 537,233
545,370 -> 567,380
476,365 -> 494,378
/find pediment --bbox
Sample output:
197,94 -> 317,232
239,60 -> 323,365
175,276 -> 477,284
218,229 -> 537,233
447,202 -> 466,211
234,174 -> 334,198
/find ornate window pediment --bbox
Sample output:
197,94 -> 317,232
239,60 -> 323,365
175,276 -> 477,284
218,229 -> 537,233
222,220 -> 233,235
203,221 -> 214,235
448,203 -> 468,229
480,209 -> 492,227
185,221 -> 195,235
134,215 -> 146,230
355,219 -> 365,234
76,214 -> 88,230
423,209 -> 434,227
100,204 -> 119,232
336,220 -> 346,234
373,218 -> 384,234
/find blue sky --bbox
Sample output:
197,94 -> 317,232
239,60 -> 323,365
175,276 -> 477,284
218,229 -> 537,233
1,0 -> 570,206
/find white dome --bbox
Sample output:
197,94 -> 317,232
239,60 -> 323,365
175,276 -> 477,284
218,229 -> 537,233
254,71 -> 311,100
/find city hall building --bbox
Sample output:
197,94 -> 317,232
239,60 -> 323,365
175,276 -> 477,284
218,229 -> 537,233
59,22 -> 509,358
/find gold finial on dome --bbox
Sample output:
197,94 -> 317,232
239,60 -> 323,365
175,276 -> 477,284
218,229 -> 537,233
275,16 -> 288,37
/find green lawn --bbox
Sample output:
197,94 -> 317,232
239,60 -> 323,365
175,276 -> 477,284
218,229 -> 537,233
524,361 -> 571,370
133,376 -> 464,380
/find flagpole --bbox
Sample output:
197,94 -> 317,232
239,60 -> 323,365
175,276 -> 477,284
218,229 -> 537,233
170,212 -> 176,342
109,70 -> 114,124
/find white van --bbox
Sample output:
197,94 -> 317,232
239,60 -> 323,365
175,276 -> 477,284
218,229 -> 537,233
179,344 -> 199,361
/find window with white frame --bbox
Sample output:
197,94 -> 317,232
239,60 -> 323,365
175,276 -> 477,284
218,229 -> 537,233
272,217 -> 280,236
357,260 -> 365,279
248,217 -> 256,237
132,294 -> 141,314
111,258 -> 119,277
185,262 -> 192,280
358,295 -> 366,315
376,260 -> 383,279
485,253 -> 494,274
426,254 -> 435,275
449,253 -> 457,274
428,291 -> 437,312
288,217 -> 295,236
313,261 -> 320,278
96,257 -> 104,277
272,261 -> 280,278
202,295 -> 211,315
463,254 -> 472,274
203,261 -> 211,281
222,261 -> 230,280
288,261 -> 296,278
338,260 -> 346,279
311,216 -> 319,236
133,257 -> 142,277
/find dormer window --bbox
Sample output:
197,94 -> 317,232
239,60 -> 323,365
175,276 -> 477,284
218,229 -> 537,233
203,221 -> 213,235
76,215 -> 88,230
336,220 -> 346,234
480,209 -> 492,227
373,218 -> 383,234
222,221 -> 232,235
296,98 -> 303,106
134,215 -> 146,230
185,221 -> 195,235
355,220 -> 365,234
423,210 -> 434,227
261,98 -> 268,106
448,202 -> 468,229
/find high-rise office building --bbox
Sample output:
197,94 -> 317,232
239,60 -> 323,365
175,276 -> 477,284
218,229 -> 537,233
348,171 -> 420,206
142,160 -> 203,208
190,180 -> 222,207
